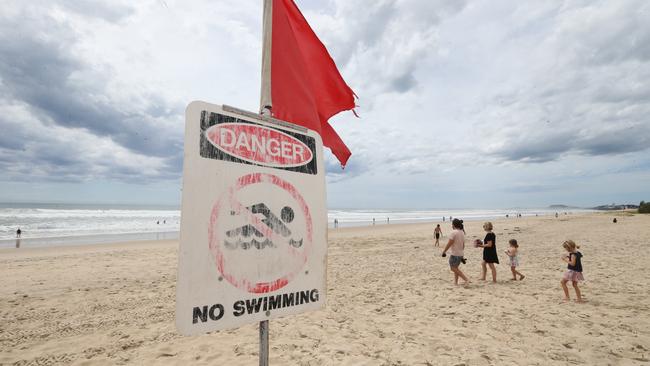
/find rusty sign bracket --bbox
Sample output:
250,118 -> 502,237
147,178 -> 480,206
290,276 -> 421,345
223,104 -> 308,134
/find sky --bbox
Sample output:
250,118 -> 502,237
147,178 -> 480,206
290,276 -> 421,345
1,0 -> 649,209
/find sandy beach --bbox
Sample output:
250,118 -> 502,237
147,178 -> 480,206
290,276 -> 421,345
1,213 -> 649,365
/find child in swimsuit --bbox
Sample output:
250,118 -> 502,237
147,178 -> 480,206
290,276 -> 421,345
504,239 -> 525,280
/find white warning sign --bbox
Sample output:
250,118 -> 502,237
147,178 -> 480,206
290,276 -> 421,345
175,102 -> 327,335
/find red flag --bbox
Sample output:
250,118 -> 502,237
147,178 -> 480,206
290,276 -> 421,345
270,0 -> 356,167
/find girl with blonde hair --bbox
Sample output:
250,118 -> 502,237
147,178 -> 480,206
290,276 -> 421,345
560,240 -> 585,302
476,222 -> 499,282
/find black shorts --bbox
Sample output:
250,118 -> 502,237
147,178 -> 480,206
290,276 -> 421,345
435,233 -> 440,239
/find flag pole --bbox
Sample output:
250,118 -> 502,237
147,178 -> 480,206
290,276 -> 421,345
259,1 -> 272,366
260,0 -> 273,116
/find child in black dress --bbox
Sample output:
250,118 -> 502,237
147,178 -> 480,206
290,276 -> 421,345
477,222 -> 499,283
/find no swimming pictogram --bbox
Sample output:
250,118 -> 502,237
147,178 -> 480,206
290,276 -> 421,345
208,173 -> 313,294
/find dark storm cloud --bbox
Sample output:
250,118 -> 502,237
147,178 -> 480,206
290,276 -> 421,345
490,122 -> 650,164
577,125 -> 650,156
492,131 -> 575,163
0,14 -> 182,157
0,3 -> 183,182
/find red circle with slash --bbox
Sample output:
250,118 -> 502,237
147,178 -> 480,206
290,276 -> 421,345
208,173 -> 313,293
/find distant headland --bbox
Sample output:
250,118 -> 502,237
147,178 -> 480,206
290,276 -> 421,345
547,204 -> 640,211
591,204 -> 640,211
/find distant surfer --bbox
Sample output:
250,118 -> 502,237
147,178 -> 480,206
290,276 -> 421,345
16,228 -> 21,238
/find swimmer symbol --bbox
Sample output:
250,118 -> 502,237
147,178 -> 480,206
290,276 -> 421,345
225,203 -> 303,249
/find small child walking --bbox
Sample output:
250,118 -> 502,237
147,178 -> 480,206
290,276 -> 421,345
560,240 -> 585,303
504,239 -> 525,280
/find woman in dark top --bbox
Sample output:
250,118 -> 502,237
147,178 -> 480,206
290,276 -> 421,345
478,222 -> 498,282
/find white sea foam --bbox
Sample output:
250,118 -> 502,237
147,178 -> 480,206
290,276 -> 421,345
0,207 -> 180,241
327,208 -> 592,227
0,204 -> 592,246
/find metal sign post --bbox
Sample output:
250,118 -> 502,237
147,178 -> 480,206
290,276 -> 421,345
259,0 -> 273,362
259,319 -> 269,366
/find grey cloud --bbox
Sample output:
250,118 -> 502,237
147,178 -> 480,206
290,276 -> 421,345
323,0 -> 396,67
319,0 -> 468,97
472,1 -> 650,164
390,72 -> 417,93
573,5 -> 650,66
488,122 -> 650,163
577,124 -> 650,156
0,3 -> 183,183
324,150 -> 370,183
0,125 -> 26,150
492,133 -> 574,163
0,15 -> 181,157
55,0 -> 135,22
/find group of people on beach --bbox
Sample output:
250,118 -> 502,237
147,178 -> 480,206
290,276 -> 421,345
435,219 -> 585,303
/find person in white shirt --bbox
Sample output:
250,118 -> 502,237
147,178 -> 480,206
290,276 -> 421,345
441,218 -> 469,286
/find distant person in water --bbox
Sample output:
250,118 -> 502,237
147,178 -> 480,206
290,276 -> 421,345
434,224 -> 442,247
334,218 -> 338,228
16,228 -> 22,238
613,218 -> 617,223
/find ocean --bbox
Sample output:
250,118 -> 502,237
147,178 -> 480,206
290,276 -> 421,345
0,203 -> 590,248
